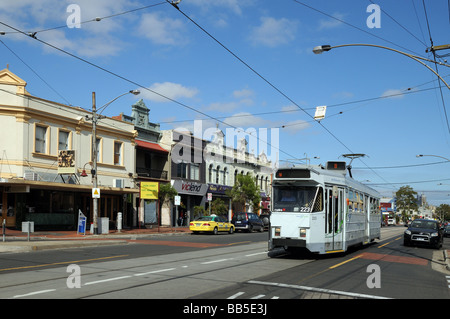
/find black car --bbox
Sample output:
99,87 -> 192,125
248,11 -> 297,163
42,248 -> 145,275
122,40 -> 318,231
404,219 -> 444,249
231,212 -> 264,232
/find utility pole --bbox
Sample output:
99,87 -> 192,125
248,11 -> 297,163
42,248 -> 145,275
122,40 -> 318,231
92,92 -> 99,235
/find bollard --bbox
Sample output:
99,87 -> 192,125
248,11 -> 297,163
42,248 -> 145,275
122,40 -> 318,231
2,219 -> 5,242
117,212 -> 122,233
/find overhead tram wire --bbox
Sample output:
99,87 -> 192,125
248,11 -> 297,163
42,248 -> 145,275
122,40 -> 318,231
0,39 -> 71,105
0,2 -> 167,36
368,0 -> 428,48
165,1 -> 399,187
0,20 -> 298,162
291,0 -> 426,58
422,0 -> 450,136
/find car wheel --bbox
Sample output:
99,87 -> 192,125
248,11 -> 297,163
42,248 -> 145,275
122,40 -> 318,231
213,227 -> 218,235
229,226 -> 234,234
403,239 -> 410,247
248,225 -> 253,233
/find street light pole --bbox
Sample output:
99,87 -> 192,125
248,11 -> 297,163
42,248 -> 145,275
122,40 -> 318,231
92,92 -> 99,234
85,90 -> 140,235
312,43 -> 450,91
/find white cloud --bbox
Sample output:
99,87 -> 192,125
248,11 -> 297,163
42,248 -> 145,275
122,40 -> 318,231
250,17 -> 298,48
318,12 -> 345,30
141,82 -> 198,103
187,0 -> 249,15
381,89 -> 405,99
206,88 -> 255,112
137,12 -> 187,46
280,119 -> 311,134
223,112 -> 271,128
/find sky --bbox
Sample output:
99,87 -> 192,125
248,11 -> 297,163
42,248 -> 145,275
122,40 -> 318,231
1,0 -> 450,205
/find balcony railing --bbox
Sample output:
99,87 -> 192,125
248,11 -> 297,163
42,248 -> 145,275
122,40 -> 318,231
136,167 -> 168,180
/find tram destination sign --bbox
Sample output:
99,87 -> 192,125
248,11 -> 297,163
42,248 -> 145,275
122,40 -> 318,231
276,169 -> 310,179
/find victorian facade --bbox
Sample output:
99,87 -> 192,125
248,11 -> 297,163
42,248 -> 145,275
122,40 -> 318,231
161,126 -> 273,226
0,69 -> 138,229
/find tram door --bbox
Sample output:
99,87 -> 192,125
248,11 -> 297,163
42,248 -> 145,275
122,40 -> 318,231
325,186 -> 344,252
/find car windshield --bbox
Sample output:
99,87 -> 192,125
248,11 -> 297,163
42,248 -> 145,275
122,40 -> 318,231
273,186 -> 323,213
410,220 -> 438,230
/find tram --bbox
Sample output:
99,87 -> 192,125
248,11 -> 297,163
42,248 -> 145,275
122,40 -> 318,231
268,161 -> 381,255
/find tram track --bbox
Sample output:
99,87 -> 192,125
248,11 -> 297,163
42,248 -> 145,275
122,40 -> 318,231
0,241 -> 307,298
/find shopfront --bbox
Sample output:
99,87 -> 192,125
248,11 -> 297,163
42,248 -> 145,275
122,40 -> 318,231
0,180 -> 137,230
172,180 -> 208,226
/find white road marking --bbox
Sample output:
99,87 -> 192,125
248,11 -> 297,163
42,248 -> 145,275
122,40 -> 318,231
12,289 -> 56,299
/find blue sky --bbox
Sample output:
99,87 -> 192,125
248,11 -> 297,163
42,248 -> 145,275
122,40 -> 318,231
2,0 -> 450,205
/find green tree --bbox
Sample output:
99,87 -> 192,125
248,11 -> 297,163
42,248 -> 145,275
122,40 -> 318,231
435,204 -> 450,221
226,174 -> 261,213
395,185 -> 418,222
211,198 -> 228,216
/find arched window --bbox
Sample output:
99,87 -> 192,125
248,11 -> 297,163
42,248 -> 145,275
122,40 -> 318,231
223,167 -> 228,185
216,165 -> 220,184
208,164 -> 213,183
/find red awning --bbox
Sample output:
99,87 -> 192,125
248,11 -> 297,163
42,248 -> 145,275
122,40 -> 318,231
136,139 -> 168,153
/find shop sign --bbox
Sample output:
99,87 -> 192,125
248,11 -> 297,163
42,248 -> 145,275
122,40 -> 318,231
57,150 -> 76,174
173,180 -> 207,196
141,182 -> 159,200
207,184 -> 232,195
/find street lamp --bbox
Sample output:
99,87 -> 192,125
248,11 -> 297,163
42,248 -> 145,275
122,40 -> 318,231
416,154 -> 450,162
84,89 -> 140,235
312,44 -> 450,91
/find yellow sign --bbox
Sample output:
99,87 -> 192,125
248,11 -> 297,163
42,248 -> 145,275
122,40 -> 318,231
140,182 -> 159,200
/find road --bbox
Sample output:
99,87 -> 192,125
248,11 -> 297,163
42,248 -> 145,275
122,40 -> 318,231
0,226 -> 448,302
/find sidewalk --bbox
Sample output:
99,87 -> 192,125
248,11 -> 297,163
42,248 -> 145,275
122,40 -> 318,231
0,226 -> 192,253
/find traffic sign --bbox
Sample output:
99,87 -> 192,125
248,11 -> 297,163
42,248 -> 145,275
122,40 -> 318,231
174,195 -> 181,206
92,188 -> 100,198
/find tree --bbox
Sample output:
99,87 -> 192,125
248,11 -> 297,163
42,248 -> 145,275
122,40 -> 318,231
226,174 -> 261,213
435,204 -> 450,221
395,185 -> 418,222
211,198 -> 228,216
158,183 -> 178,225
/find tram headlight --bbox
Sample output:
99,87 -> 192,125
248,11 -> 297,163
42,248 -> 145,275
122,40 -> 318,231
300,228 -> 307,238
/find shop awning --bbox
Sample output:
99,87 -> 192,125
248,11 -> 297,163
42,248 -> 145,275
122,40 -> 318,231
136,140 -> 168,153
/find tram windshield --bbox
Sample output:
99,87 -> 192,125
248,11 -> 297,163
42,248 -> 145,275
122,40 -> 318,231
273,186 -> 323,213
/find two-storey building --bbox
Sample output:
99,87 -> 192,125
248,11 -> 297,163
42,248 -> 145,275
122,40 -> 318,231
0,69 -> 138,229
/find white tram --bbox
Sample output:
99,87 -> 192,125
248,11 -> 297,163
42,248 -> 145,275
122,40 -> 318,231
268,161 -> 381,255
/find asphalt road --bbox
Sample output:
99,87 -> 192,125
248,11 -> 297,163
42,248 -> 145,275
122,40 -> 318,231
0,227 -> 448,302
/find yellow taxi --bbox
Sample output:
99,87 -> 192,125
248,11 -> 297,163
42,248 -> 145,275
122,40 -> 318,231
189,215 -> 235,235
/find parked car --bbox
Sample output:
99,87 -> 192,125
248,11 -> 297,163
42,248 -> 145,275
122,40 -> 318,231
444,225 -> 450,238
231,212 -> 264,232
404,219 -> 444,249
189,215 -> 234,235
